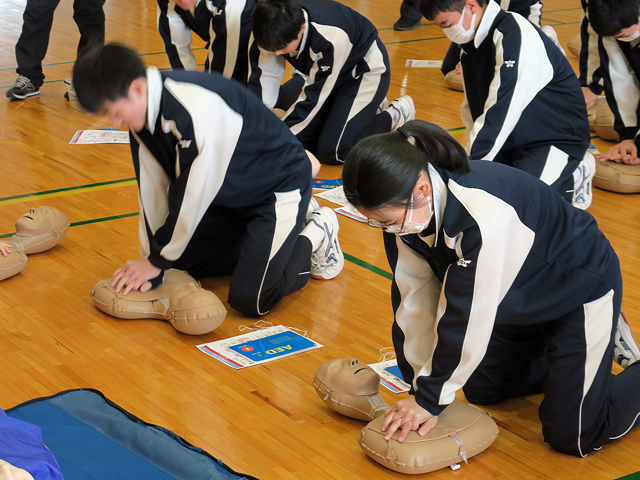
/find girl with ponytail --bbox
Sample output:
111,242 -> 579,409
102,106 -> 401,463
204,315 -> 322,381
342,120 -> 640,457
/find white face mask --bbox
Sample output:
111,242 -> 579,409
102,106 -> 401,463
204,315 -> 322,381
617,25 -> 640,42
396,194 -> 433,236
443,5 -> 477,44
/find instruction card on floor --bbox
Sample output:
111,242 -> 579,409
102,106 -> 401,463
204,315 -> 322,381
315,186 -> 367,222
70,129 -> 130,144
197,325 -> 323,369
368,359 -> 411,393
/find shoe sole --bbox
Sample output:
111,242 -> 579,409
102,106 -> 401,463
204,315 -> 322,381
7,91 -> 40,101
393,22 -> 421,31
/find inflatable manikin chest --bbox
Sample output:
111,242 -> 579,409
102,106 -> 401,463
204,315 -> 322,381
312,358 -> 499,475
91,269 -> 227,335
0,242 -> 27,281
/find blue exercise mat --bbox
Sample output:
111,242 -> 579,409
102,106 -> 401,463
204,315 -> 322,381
5,389 -> 258,480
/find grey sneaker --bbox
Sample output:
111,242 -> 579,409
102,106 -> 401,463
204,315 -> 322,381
614,310 -> 640,368
6,75 -> 40,100
308,207 -> 344,280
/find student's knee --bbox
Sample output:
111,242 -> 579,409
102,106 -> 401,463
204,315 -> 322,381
314,145 -> 343,166
462,384 -> 510,406
227,290 -> 263,317
541,425 -> 583,456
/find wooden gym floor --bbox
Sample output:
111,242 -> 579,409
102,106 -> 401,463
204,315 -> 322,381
1,0 -> 640,478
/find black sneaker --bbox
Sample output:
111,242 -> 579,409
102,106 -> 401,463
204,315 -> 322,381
6,75 -> 40,101
393,15 -> 421,31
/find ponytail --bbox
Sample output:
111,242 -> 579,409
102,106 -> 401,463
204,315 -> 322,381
343,120 -> 470,210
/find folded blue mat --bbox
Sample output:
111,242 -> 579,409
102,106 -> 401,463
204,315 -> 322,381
5,389 -> 258,480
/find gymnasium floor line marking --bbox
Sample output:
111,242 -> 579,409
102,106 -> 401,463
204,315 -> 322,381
0,212 -> 139,239
0,212 -> 396,279
0,125 -> 467,204
0,179 -> 137,206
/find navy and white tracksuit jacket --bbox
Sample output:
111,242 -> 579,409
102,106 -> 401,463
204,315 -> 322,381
597,35 -> 640,147
247,0 -> 390,164
460,0 -> 590,195
157,0 -> 255,83
442,0 -> 543,75
578,0 -> 604,95
129,67 -> 312,315
385,161 -> 640,456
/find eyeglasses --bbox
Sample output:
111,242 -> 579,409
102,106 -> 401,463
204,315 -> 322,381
367,195 -> 413,234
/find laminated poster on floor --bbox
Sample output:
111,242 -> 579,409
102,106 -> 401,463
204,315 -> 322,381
312,178 -> 343,190
368,359 -> 411,394
405,59 -> 443,68
314,186 -> 367,222
69,129 -> 130,144
197,325 -> 323,369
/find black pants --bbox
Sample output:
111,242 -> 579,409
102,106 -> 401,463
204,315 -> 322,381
463,269 -> 640,456
172,187 -> 313,317
15,0 -> 105,87
493,144 -> 583,204
399,0 -> 422,21
294,37 -> 391,165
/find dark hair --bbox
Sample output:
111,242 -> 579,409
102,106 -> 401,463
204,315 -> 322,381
420,0 -> 484,21
252,0 -> 305,52
588,0 -> 640,37
342,120 -> 470,210
72,43 -> 146,114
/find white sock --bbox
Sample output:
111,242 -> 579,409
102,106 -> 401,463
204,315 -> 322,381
387,105 -> 401,129
301,222 -> 325,251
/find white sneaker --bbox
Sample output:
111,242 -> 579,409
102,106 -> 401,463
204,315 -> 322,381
306,196 -> 320,222
388,95 -> 416,130
541,25 -> 566,56
376,96 -> 390,115
308,207 -> 344,280
572,151 -> 595,210
614,310 -> 640,368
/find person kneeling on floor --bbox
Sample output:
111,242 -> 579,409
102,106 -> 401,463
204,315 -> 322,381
72,43 -> 344,316
342,120 -> 640,456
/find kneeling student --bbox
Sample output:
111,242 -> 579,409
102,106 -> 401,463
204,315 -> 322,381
421,0 -> 595,209
343,120 -> 640,456
588,0 -> 640,165
248,0 -> 415,165
73,43 -> 343,316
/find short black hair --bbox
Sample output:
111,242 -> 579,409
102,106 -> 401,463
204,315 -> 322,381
420,0 -> 484,21
588,0 -> 640,37
252,0 -> 305,52
72,43 -> 146,114
343,120 -> 470,211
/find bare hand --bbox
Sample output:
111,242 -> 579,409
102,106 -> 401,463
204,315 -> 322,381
0,242 -> 11,257
455,61 -> 462,74
111,258 -> 162,295
380,396 -> 438,442
597,139 -> 639,165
